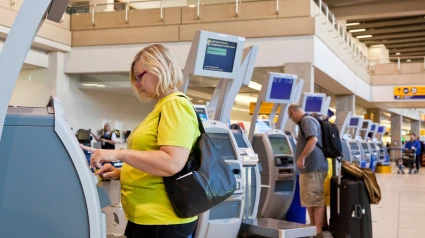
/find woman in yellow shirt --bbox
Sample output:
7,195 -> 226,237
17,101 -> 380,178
81,44 -> 199,238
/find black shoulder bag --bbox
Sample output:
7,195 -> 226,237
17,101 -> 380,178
160,95 -> 237,218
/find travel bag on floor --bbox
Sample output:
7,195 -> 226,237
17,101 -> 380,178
330,158 -> 373,238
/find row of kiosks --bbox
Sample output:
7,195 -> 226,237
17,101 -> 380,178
339,113 -> 367,167
181,30 -> 259,238
240,73 -> 316,238
0,1 -> 111,238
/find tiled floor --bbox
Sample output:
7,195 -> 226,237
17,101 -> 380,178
101,165 -> 425,238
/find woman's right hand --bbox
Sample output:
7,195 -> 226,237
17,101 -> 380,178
96,163 -> 121,180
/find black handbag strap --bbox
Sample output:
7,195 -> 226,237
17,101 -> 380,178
158,94 -> 206,134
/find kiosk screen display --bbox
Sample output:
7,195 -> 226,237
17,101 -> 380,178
362,122 -> 368,129
350,118 -> 359,127
208,133 -> 237,160
269,77 -> 294,100
195,107 -> 208,121
203,39 -> 237,73
256,120 -> 271,134
234,133 -> 248,148
305,96 -> 323,113
377,143 -> 384,149
77,129 -> 91,141
371,124 -> 376,131
377,126 -> 385,133
269,136 -> 291,155
361,143 -> 369,150
349,142 -> 360,150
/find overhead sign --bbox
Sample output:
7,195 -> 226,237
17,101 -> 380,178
249,102 -> 281,115
394,86 -> 425,99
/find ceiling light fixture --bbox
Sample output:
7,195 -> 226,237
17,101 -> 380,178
349,29 -> 366,32
396,52 -> 401,55
248,81 -> 262,91
198,100 -> 204,103
356,35 -> 372,39
407,59 -> 412,62
82,84 -> 98,87
346,22 -> 360,26
97,85 -> 106,88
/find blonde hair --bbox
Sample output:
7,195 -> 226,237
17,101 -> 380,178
130,44 -> 183,101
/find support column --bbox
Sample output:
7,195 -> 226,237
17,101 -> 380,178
283,63 -> 314,133
335,94 -> 355,132
364,108 -> 381,123
391,114 -> 402,159
411,120 -> 421,138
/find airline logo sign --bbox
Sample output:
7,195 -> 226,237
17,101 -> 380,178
394,86 -> 425,99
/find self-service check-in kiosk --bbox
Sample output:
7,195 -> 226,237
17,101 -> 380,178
239,73 -> 315,238
367,122 -> 380,170
356,120 -> 374,168
0,1 -> 111,237
375,125 -> 388,165
181,30 -> 259,238
339,114 -> 365,166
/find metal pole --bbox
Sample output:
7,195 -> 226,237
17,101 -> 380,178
92,4 -> 96,26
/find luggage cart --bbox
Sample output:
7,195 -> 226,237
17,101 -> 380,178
397,149 -> 417,174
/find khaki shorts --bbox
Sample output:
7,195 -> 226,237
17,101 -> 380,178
299,171 -> 327,207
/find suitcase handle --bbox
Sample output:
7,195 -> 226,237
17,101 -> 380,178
354,204 -> 363,219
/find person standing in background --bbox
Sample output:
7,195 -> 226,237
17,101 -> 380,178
91,123 -> 117,150
404,133 -> 422,174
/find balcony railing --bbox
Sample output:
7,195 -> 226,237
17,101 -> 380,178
369,56 -> 425,73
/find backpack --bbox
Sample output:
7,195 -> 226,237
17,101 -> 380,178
298,113 -> 343,159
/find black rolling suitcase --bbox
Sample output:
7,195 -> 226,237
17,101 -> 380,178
330,158 -> 373,238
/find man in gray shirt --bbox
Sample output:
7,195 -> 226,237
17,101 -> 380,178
288,103 -> 328,238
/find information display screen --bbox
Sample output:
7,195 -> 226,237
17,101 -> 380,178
361,143 -> 369,150
207,133 -> 237,160
350,118 -> 359,127
269,77 -> 294,100
362,122 -> 368,129
195,107 -> 208,121
349,142 -> 360,150
77,129 -> 91,141
305,96 -> 323,113
371,124 -> 376,131
233,133 -> 248,148
203,38 -> 237,73
377,126 -> 385,133
256,120 -> 271,134
268,136 -> 291,155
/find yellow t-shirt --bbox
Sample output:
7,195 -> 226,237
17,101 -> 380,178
120,92 -> 200,225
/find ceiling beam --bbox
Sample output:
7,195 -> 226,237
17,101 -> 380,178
389,51 -> 425,57
347,18 -> 425,31
364,37 -> 425,46
389,46 -> 425,53
351,25 -> 425,37
358,31 -> 425,41
331,0 -> 425,20
386,41 -> 425,49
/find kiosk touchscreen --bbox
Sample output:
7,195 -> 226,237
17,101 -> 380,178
356,120 -> 373,168
194,104 -> 209,121
375,125 -> 388,165
368,123 -> 380,169
340,116 -> 364,166
301,93 -> 331,116
0,1 -> 111,238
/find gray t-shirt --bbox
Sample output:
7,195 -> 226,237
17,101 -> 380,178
296,115 -> 329,174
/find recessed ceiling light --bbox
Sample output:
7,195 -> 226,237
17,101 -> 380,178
97,85 -> 106,88
82,84 -> 98,87
356,35 -> 372,38
396,53 -> 401,55
349,29 -> 366,32
198,100 -> 204,103
407,59 -> 412,62
346,22 -> 360,26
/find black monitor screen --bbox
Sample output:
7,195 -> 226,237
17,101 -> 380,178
195,107 -> 208,121
361,143 -> 369,150
269,77 -> 294,100
208,133 -> 237,160
269,136 -> 291,155
349,142 -> 360,150
350,118 -> 359,127
371,124 -> 376,131
203,38 -> 237,73
377,126 -> 385,133
233,133 -> 248,148
377,143 -> 384,149
77,129 -> 91,141
305,96 -> 323,113
362,122 -> 368,129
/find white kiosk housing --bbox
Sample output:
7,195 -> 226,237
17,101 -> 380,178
0,1 -> 111,238
375,125 -> 388,165
356,120 -> 374,168
340,114 -> 365,166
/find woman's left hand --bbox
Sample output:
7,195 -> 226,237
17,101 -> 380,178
80,144 -> 120,169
